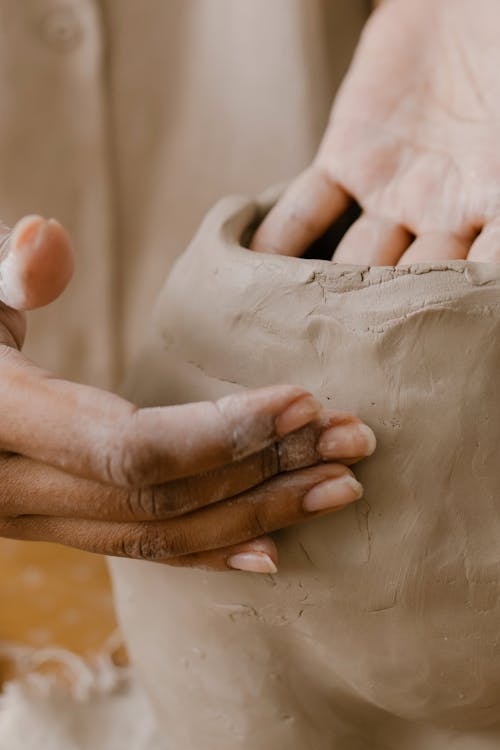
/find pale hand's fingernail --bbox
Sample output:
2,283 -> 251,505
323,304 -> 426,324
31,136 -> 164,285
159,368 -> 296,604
227,552 -> 278,574
318,423 -> 376,458
303,475 -> 363,513
275,395 -> 322,437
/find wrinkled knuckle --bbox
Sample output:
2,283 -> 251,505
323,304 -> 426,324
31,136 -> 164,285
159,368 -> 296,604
136,532 -> 165,561
146,480 -> 191,518
115,443 -> 146,487
277,424 -> 319,472
124,487 -> 158,519
117,527 -> 175,561
105,420 -> 151,488
127,483 -> 193,520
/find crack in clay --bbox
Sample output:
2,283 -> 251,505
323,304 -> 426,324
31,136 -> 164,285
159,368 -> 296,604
181,359 -> 243,387
368,596 -> 398,614
303,262 -> 496,296
298,542 -> 316,568
355,498 -> 372,563
212,603 -> 259,622
307,272 -> 328,304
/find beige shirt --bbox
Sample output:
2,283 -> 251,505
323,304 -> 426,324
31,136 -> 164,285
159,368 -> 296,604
0,0 -> 369,389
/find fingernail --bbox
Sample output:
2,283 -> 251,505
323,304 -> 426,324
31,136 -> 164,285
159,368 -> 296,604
12,215 -> 44,251
227,552 -> 278,574
303,475 -> 363,513
275,395 -> 321,437
358,424 -> 377,455
318,423 -> 376,458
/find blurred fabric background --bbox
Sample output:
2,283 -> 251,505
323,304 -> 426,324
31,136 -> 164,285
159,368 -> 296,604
0,540 -> 122,685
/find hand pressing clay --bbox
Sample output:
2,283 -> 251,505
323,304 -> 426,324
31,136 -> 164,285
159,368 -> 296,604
109,192 -> 500,750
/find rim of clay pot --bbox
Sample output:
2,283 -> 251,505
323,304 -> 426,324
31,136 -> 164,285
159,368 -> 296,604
221,190 -> 500,290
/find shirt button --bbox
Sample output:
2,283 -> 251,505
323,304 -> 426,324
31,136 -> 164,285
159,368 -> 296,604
39,7 -> 83,53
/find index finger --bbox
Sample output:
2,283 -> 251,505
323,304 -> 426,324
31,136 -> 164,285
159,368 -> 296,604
0,348 -> 322,487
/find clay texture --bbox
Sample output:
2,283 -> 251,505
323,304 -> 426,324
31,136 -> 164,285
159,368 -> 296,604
110,193 -> 500,749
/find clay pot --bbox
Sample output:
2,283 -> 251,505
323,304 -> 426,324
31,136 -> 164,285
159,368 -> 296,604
109,193 -> 500,749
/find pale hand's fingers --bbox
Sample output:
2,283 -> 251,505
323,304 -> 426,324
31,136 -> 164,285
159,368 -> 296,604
333,214 -> 412,264
0,463 -> 362,568
1,415 -> 376,521
0,363 -> 327,486
398,232 -> 471,265
0,215 -> 74,311
468,218 -> 500,262
250,166 -> 350,256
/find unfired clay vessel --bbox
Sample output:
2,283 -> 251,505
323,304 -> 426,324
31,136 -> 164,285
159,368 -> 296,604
109,192 -> 500,750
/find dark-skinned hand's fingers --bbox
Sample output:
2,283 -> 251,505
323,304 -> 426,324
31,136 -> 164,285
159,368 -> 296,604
398,231 -> 471,264
0,215 -> 73,311
333,214 -> 412,264
250,166 -> 350,256
0,463 -> 362,563
0,357 -> 324,486
0,416 -> 376,521
166,536 -> 280,574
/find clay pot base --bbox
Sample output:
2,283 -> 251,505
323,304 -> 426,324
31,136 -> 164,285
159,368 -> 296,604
111,192 -> 500,750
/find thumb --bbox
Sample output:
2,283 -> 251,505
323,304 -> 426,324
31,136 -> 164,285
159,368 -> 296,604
0,214 -> 74,311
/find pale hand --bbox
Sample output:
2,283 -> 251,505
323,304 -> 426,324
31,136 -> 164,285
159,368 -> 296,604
253,0 -> 500,264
